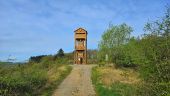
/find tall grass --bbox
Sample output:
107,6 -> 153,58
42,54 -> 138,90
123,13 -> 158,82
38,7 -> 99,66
0,61 -> 72,96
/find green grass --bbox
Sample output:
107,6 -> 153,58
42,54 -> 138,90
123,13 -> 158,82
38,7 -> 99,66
92,66 -> 137,96
94,83 -> 136,96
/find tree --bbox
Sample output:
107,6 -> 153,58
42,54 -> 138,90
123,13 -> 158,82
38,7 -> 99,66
138,6 -> 170,96
98,23 -> 133,66
56,48 -> 64,58
120,37 -> 144,67
29,55 -> 47,63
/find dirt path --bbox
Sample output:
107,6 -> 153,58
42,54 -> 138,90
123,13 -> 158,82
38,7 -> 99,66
52,65 -> 96,96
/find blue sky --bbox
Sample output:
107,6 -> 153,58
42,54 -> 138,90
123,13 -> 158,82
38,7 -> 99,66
0,0 -> 169,62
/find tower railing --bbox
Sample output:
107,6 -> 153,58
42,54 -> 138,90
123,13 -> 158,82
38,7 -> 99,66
75,45 -> 85,50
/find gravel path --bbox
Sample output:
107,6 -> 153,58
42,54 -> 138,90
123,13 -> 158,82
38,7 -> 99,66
52,65 -> 96,96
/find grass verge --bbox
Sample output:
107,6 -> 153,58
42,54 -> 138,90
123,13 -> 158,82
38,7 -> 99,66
41,65 -> 72,96
92,66 -> 139,96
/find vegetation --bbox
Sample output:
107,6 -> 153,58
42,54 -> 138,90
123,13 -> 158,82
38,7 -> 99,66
29,55 -> 48,63
96,7 -> 170,96
92,66 -> 139,96
98,23 -> 133,67
137,7 -> 170,96
87,49 -> 98,64
55,48 -> 65,58
0,49 -> 72,96
30,49 -> 74,65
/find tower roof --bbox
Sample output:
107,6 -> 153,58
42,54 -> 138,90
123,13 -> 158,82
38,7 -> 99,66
74,28 -> 88,34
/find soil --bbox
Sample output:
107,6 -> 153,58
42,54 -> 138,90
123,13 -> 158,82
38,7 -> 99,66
52,65 -> 96,96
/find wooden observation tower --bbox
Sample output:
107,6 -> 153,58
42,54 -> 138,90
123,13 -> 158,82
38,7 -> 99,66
74,28 -> 87,64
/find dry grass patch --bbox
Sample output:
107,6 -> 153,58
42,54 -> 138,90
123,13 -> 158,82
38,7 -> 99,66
47,65 -> 68,83
41,65 -> 72,96
96,66 -> 140,87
